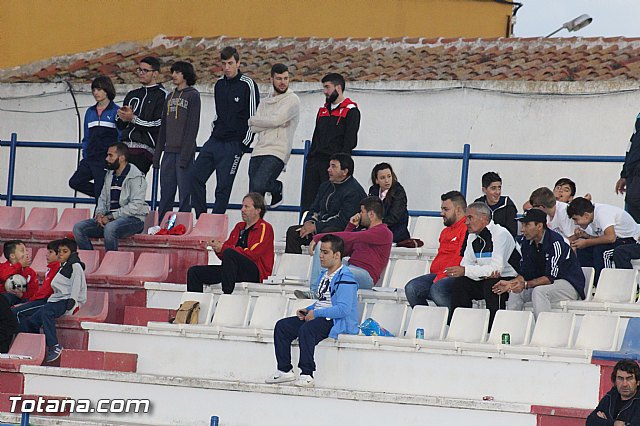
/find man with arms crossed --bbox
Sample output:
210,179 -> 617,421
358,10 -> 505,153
587,359 -> 640,425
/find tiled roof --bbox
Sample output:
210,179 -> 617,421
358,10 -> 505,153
3,35 -> 640,84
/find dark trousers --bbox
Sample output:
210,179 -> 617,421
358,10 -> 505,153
450,276 -> 515,330
158,152 -> 193,223
285,224 -> 343,254
274,316 -> 333,376
248,155 -> 284,197
20,299 -> 68,347
190,136 -> 244,217
68,159 -> 106,199
11,299 -> 47,325
613,242 -> 640,269
128,153 -> 152,176
0,296 -> 18,353
577,238 -> 635,283
186,249 -> 260,294
301,156 -> 330,212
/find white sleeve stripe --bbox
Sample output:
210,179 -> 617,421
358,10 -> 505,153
133,117 -> 162,127
240,75 -> 258,145
550,240 -> 561,277
88,121 -> 116,129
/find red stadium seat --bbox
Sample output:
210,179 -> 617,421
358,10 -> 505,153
1,207 -> 57,240
86,251 -> 134,283
132,211 -> 193,245
171,213 -> 229,247
110,252 -> 170,285
30,247 -> 49,280
57,291 -> 109,326
0,206 -> 25,237
0,333 -> 46,372
32,207 -> 91,240
77,250 -> 100,275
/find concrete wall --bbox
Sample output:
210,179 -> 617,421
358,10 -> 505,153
0,80 -> 637,240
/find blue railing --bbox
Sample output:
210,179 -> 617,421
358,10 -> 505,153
0,132 -> 626,217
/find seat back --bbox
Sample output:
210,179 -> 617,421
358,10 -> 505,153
53,208 -> 91,232
620,317 -> 640,352
91,251 -> 135,277
19,207 -> 58,231
191,214 -> 229,240
129,252 -> 170,279
487,310 -> 534,345
143,210 -> 159,233
411,216 -> 444,249
529,312 -> 576,348
7,333 -> 46,365
212,294 -> 251,327
385,259 -> 429,289
274,253 -> 311,279
159,211 -> 193,234
405,306 -> 448,340
367,303 -> 407,336
593,269 -> 638,303
0,206 -> 25,229
180,292 -> 215,325
78,250 -> 101,275
287,298 -> 312,316
30,247 -> 49,278
574,314 -> 621,351
73,291 -> 109,321
582,267 -> 595,301
446,308 -> 489,343
248,296 -> 288,330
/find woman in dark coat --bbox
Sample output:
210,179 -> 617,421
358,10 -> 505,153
368,162 -> 410,243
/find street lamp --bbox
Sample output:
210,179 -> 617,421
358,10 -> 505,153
545,14 -> 593,38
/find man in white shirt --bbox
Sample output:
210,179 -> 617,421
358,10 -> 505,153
567,197 -> 640,282
529,187 -> 576,243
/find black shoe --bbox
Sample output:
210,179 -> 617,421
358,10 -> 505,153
270,192 -> 283,208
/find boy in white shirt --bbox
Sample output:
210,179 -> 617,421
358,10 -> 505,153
529,187 -> 577,243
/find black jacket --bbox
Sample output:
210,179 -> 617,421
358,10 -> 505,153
0,294 -> 17,353
308,97 -> 360,159
306,175 -> 366,233
369,183 -> 410,243
211,72 -> 260,149
587,386 -> 640,425
475,195 -> 518,238
621,113 -> 640,203
117,84 -> 168,161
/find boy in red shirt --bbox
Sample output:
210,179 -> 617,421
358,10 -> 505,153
0,240 -> 38,306
11,240 -> 61,324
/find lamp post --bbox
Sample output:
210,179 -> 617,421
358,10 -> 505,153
545,14 -> 593,38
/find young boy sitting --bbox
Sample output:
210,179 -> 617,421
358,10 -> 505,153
20,238 -> 87,362
475,171 -> 517,237
553,177 -> 592,204
0,240 -> 38,306
11,240 -> 62,324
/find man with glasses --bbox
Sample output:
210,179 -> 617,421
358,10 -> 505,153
117,56 -> 168,175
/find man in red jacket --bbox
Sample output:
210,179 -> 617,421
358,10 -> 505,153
0,240 -> 38,306
186,193 -> 274,294
404,191 -> 467,310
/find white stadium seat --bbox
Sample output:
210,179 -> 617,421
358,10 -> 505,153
411,216 -> 444,250
459,310 -> 534,353
212,294 -> 251,328
502,312 -> 576,358
546,314 -> 621,358
562,268 -> 638,311
384,258 -> 430,289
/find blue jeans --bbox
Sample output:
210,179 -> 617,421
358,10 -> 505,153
68,159 -> 106,200
190,136 -> 244,217
274,316 -> 333,376
248,155 -> 284,196
404,273 -> 455,310
73,216 -> 144,251
158,152 -> 193,222
309,245 -> 374,292
20,299 -> 68,347
11,299 -> 47,325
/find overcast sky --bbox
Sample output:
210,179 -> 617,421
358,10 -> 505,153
514,0 -> 640,38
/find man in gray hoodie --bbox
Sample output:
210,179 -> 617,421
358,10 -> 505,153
73,142 -> 149,251
248,63 -> 300,208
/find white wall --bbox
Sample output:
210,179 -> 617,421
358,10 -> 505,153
1,80 -> 638,239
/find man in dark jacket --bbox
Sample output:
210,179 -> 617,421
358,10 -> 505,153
190,46 -> 259,216
285,153 -> 366,254
616,113 -> 640,223
117,56 -> 168,175
587,359 -> 640,425
494,209 -> 585,319
301,73 -> 360,211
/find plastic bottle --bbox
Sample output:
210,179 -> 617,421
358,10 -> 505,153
167,213 -> 177,230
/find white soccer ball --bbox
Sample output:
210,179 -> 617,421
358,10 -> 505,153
5,274 -> 27,293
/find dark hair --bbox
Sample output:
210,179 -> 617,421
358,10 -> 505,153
58,238 -> 77,253
244,192 -> 266,218
109,142 -> 130,161
329,153 -> 354,176
566,197 -> 594,217
91,76 -> 116,101
3,240 -> 24,261
140,56 -> 161,71
529,187 -> 556,209
441,190 -> 467,210
360,196 -> 384,219
554,178 -> 577,196
221,46 -> 239,62
371,162 -> 398,186
481,171 -> 502,188
467,201 -> 493,222
170,61 -> 197,86
271,63 -> 288,77
47,239 -> 62,252
611,359 -> 640,384
319,234 -> 345,258
321,73 -> 346,92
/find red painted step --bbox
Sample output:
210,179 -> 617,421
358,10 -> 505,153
0,372 -> 24,394
531,405 -> 591,426
59,349 -> 137,373
123,306 -> 177,326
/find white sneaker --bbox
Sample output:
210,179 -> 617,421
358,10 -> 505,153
294,374 -> 315,387
265,370 -> 295,384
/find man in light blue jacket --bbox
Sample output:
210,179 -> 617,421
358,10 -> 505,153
266,234 -> 358,388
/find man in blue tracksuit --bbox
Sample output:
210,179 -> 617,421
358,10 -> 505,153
266,234 -> 359,388
190,46 -> 259,216
69,76 -> 120,200
587,359 -> 640,425
616,112 -> 640,223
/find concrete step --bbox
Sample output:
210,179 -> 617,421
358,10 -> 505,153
123,306 -> 176,326
59,350 -> 137,373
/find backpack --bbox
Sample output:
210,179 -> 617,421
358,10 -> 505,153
170,301 -> 200,324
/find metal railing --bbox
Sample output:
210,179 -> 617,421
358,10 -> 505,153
0,132 -> 626,217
